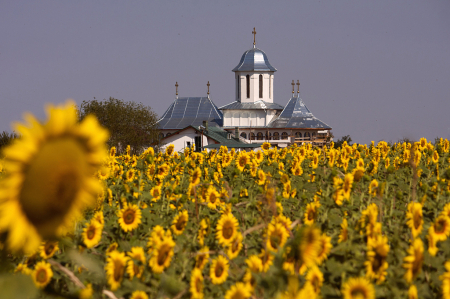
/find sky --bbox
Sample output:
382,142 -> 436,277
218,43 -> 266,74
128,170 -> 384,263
1,1 -> 449,145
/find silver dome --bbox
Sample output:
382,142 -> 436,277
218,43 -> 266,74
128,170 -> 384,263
232,47 -> 277,72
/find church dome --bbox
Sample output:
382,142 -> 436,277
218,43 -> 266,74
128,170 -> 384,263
232,47 -> 277,72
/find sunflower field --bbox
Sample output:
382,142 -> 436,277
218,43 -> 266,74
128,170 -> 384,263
1,103 -> 450,299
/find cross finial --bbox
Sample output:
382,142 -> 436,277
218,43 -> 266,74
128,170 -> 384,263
175,82 -> 178,96
296,80 -> 300,95
252,27 -> 257,47
291,80 -> 295,94
207,81 -> 210,95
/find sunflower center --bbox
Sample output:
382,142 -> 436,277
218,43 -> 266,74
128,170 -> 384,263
123,210 -> 136,224
350,286 -> 368,298
196,255 -> 205,268
175,217 -> 187,230
195,277 -> 203,292
20,138 -> 88,238
45,244 -> 55,256
157,245 -> 170,266
307,210 -> 315,221
413,212 -> 422,229
230,290 -> 246,299
270,233 -> 281,249
215,263 -> 224,277
87,226 -> 96,240
36,268 -> 48,283
222,221 -> 234,239
435,221 -> 446,234
113,259 -> 124,282
372,252 -> 384,272
209,193 -> 217,204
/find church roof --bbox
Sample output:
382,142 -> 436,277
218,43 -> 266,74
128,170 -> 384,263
267,96 -> 332,129
219,100 -> 284,111
157,97 -> 223,129
232,47 -> 277,72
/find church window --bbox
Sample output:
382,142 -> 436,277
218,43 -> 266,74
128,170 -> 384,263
273,132 -> 280,140
240,132 -> 247,139
305,132 -> 311,139
246,75 -> 250,98
295,132 -> 302,138
257,132 -> 263,140
259,75 -> 263,98
281,132 -> 288,140
166,133 -> 172,137
250,132 -> 255,140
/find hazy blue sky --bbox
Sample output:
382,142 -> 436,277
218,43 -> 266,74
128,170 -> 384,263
1,1 -> 449,144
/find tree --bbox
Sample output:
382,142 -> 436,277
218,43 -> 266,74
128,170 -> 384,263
79,97 -> 159,155
334,135 -> 352,148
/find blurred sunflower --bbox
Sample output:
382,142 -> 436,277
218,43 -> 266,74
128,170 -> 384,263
261,142 -> 271,152
82,219 -> 102,248
368,179 -> 379,196
352,167 -> 365,182
338,218 -> 348,243
266,222 -> 289,252
304,203 -> 318,225
0,101 -> 108,253
365,235 -> 389,283
439,261 -> 450,299
226,232 -> 243,260
341,277 -> 375,299
150,186 -> 162,202
205,186 -> 220,209
429,215 -> 450,242
118,204 -> 142,232
305,266 -> 323,295
149,236 -> 175,273
190,268 -> 204,299
342,173 -> 353,200
216,213 -> 239,246
195,246 -> 210,270
125,169 -> 135,182
130,290 -> 149,299
190,167 -> 202,186
210,255 -> 229,285
407,285 -> 418,299
246,255 -> 263,273
105,250 -> 128,291
403,238 -> 424,283
427,232 -> 439,256
127,246 -> 146,279
316,233 -> 332,265
32,261 -> 53,288
298,225 -> 322,268
171,210 -> 189,235
197,219 -> 209,246
92,210 -> 104,228
259,249 -> 274,273
224,282 -> 252,299
406,202 -> 423,238
39,240 -> 59,259
236,152 -> 249,172
257,169 -> 266,185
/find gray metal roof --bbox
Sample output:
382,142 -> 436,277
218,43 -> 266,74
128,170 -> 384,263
232,47 -> 277,72
267,96 -> 332,129
219,100 -> 284,111
157,97 -> 223,129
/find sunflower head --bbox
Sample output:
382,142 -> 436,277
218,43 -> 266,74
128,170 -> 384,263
210,255 -> 229,285
32,261 -> 53,288
341,277 -> 375,299
118,204 -> 142,232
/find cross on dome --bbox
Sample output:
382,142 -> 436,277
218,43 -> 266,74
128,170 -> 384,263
252,27 -> 256,47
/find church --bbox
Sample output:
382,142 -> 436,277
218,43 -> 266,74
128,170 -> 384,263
157,29 -> 332,152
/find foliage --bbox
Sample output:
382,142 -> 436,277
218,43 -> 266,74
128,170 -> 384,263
334,135 -> 352,148
0,131 -> 18,156
79,97 -> 159,155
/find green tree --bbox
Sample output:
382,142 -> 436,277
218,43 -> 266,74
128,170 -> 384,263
334,135 -> 352,148
79,97 -> 159,155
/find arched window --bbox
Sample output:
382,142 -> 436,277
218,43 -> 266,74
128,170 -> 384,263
295,132 -> 302,138
166,133 -> 172,137
259,75 -> 263,98
266,132 -> 272,140
281,132 -> 288,140
158,133 -> 164,140
273,132 -> 280,140
240,132 -> 247,139
257,132 -> 263,140
305,132 -> 311,139
250,132 -> 256,140
246,75 -> 250,98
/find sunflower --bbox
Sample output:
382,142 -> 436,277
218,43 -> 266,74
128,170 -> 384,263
429,215 -> 450,242
150,186 -> 162,202
292,166 -> 303,176
224,282 -> 252,299
305,266 -> 323,295
107,242 -> 119,254
316,233 -> 332,265
32,261 -> 53,288
257,169 -> 266,185
197,219 -> 209,246
365,235 -> 389,283
105,250 -> 128,291
125,169 -> 135,182
79,283 -> 93,299
338,218 -> 348,243
170,210 -> 189,235
205,186 -> 220,209
92,210 -> 105,228
261,142 -> 271,152
226,232 -> 243,260
149,236 -> 175,273
342,173 -> 353,200
311,152 -> 319,169
0,101 -> 108,253
352,167 -> 365,182
332,177 -> 344,206
39,240 -> 59,259
246,255 -> 263,273
82,220 -> 102,248
368,179 -> 379,196
427,232 -> 439,256
259,249 -> 275,273
156,163 -> 170,179
190,167 -> 202,185
341,277 -> 375,299
127,246 -> 146,279
236,152 -> 249,172
195,246 -> 210,270
298,225 -> 322,268
403,238 -> 424,283
406,202 -> 423,238
304,203 -> 319,225
210,255 -> 229,285
440,261 -> 450,299
130,290 -> 149,299
190,268 -> 204,299
216,213 -> 239,246
407,284 -> 418,299
266,222 -> 289,252
118,204 -> 142,232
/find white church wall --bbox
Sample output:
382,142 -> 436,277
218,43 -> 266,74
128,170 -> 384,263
160,127 -> 213,153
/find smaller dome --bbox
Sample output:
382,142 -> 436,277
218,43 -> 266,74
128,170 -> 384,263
232,47 -> 277,72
